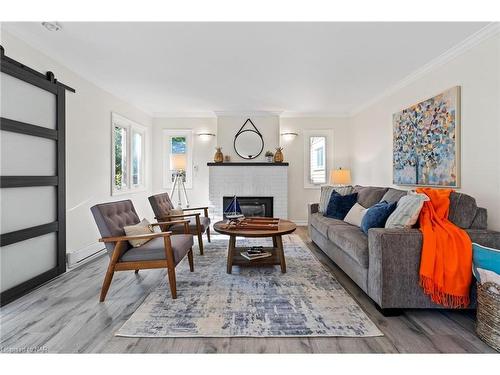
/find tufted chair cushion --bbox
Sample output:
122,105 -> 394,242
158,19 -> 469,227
91,200 -> 140,255
148,193 -> 175,219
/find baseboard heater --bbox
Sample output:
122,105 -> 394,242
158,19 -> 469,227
67,242 -> 106,268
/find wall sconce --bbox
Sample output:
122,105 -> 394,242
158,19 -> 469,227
280,132 -> 298,141
197,132 -> 216,141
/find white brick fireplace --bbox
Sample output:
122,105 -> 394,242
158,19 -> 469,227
208,163 -> 288,222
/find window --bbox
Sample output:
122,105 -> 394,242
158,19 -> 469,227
303,129 -> 333,189
111,113 -> 147,194
310,136 -> 326,184
163,129 -> 193,189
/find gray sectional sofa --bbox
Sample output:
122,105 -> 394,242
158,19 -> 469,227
308,185 -> 500,313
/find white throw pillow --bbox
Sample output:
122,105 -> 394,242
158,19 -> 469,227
124,218 -> 154,247
343,203 -> 368,227
385,192 -> 429,229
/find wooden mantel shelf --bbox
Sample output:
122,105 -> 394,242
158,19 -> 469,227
207,162 -> 289,166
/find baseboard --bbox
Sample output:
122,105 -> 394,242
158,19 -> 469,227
67,242 -> 106,268
290,219 -> 307,226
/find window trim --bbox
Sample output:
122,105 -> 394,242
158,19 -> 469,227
111,112 -> 147,195
162,129 -> 193,190
303,129 -> 333,189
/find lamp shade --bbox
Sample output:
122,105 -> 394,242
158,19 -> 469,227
171,154 -> 187,171
330,168 -> 351,185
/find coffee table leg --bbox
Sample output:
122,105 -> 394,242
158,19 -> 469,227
227,235 -> 236,274
276,235 -> 286,273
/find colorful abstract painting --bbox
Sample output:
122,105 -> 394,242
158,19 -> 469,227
393,87 -> 460,186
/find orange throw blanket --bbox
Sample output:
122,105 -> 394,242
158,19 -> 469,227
416,187 -> 472,308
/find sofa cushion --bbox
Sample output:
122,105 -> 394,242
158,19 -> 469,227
380,188 -> 407,204
448,192 -> 478,229
325,192 -> 358,220
353,185 -> 389,208
310,213 -> 350,236
327,225 -> 369,267
120,234 -> 194,265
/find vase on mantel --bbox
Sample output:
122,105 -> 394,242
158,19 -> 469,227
214,147 -> 224,163
273,147 -> 284,163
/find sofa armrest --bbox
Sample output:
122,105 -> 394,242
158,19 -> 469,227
307,203 -> 319,234
308,203 -> 319,215
367,228 -> 434,309
465,229 -> 500,249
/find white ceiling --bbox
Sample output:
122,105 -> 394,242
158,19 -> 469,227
1,22 -> 490,116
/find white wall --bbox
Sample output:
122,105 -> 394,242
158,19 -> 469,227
216,115 -> 280,162
351,33 -> 500,230
280,117 -> 351,223
0,30 -> 154,262
152,117 -> 217,210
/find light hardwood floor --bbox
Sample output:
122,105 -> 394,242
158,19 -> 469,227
0,227 -> 494,353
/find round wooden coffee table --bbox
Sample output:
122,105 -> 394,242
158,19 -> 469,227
213,219 -> 296,274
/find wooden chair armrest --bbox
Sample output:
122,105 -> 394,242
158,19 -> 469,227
152,220 -> 190,226
153,219 -> 191,235
182,206 -> 209,217
182,206 -> 209,211
99,231 -> 172,243
157,213 -> 200,220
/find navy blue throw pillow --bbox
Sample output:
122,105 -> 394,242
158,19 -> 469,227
360,201 -> 397,234
325,192 -> 358,220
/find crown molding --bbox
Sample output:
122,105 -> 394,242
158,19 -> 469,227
349,22 -> 500,117
280,111 -> 350,118
214,110 -> 283,117
152,111 -> 217,118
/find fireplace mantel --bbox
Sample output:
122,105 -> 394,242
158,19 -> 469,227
207,162 -> 289,166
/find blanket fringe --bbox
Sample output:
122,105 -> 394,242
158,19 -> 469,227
420,276 -> 470,308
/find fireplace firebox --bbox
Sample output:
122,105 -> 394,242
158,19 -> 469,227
223,196 -> 273,218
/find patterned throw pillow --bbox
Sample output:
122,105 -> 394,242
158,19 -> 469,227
343,203 -> 368,227
385,192 -> 429,229
324,192 -> 358,220
124,218 -> 154,247
360,201 -> 397,234
318,185 -> 354,213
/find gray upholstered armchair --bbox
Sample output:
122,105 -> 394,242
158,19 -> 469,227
91,199 -> 194,301
148,192 -> 211,255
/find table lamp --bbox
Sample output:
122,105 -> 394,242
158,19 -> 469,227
330,168 -> 352,186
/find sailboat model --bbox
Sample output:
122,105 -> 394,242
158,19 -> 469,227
224,196 -> 244,220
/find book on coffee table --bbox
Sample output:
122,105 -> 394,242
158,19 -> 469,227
240,251 -> 273,260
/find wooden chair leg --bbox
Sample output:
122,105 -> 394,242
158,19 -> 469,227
197,232 -> 204,255
134,269 -> 139,274
195,216 -> 204,255
163,235 -> 177,299
99,242 -> 126,302
206,227 -> 211,242
187,248 -> 194,272
167,266 -> 177,299
99,266 -> 115,302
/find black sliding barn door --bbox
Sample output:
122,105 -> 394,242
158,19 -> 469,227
0,46 -> 74,306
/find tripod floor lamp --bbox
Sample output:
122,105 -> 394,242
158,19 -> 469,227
170,154 -> 190,208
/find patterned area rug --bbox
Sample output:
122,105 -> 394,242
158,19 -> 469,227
116,234 -> 382,337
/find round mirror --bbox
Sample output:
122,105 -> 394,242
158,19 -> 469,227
234,130 -> 264,159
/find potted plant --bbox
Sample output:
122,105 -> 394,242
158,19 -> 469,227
265,151 -> 274,162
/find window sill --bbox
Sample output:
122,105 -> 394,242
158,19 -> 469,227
111,187 -> 147,196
